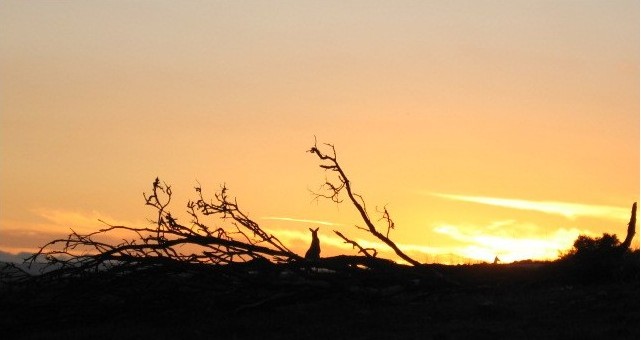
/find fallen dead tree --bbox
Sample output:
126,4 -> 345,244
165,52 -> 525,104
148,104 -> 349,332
26,178 -> 301,278
21,139 -> 446,292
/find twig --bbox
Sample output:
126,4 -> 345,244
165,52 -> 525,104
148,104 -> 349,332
334,231 -> 377,257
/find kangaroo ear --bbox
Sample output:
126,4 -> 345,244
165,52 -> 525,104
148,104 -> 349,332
314,227 -> 319,232
309,228 -> 314,232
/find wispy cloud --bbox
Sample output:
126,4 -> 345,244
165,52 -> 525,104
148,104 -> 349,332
262,216 -> 342,227
31,208 -> 147,232
430,193 -> 631,221
0,209 -> 149,256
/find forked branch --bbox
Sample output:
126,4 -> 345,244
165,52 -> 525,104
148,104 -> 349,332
308,138 -> 420,266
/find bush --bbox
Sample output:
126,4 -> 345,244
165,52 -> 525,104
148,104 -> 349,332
560,233 -> 636,283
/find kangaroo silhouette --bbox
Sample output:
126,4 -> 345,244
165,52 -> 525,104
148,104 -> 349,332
304,227 -> 321,260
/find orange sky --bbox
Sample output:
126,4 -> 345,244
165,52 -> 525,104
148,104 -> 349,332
1,1 -> 639,264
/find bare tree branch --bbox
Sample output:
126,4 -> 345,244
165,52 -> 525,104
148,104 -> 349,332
334,231 -> 377,258
377,206 -> 395,239
27,179 -> 303,278
308,138 -> 421,266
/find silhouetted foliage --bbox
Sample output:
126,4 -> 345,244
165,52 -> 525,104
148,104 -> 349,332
561,233 -> 620,281
565,233 -> 621,257
559,202 -> 639,283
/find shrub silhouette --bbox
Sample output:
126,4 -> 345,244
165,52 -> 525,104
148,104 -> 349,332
561,233 -> 637,283
563,235 -> 616,282
558,203 -> 638,283
567,233 -> 620,257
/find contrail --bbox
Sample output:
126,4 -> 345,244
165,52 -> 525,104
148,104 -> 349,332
430,193 -> 630,220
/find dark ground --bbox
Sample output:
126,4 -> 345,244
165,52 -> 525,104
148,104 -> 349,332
1,259 -> 639,340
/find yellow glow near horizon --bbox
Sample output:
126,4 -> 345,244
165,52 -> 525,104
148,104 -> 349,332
0,197 -> 636,264
0,1 -> 638,264
432,223 -> 585,262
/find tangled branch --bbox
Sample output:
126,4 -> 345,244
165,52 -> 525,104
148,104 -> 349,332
27,179 -> 303,277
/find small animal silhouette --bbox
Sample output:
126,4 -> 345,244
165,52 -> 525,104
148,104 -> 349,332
304,227 -> 321,260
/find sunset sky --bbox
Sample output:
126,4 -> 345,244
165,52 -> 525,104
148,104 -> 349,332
1,1 -> 639,264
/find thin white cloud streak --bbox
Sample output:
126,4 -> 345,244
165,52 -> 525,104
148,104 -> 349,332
262,216 -> 342,227
430,193 -> 630,221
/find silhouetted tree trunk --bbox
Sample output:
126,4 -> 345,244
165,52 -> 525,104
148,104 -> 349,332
619,202 -> 637,250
